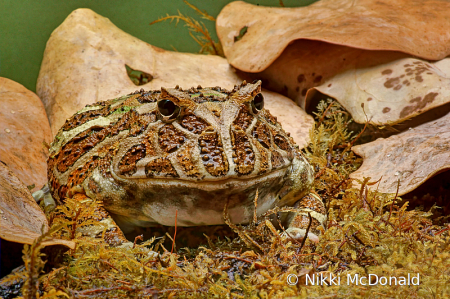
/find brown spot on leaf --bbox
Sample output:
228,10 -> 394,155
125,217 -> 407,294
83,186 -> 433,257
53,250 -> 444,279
328,84 -> 332,87
384,77 -> 400,88
313,75 -> 322,83
367,97 -> 373,101
297,74 -> 305,83
415,75 -> 423,82
381,69 -> 393,75
281,85 -> 289,97
382,107 -> 391,113
393,85 -> 402,91
301,88 -> 307,96
400,92 -> 439,118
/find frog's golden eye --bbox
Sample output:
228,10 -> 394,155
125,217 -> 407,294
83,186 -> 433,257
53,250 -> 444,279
251,93 -> 264,114
158,99 -> 180,122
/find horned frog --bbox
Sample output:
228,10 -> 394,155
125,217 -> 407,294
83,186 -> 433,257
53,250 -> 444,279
46,81 -> 326,245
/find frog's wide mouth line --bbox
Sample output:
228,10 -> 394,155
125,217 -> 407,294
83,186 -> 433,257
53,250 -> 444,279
111,164 -> 293,191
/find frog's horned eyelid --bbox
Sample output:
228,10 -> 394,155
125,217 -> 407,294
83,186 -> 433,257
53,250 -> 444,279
232,81 -> 262,101
252,79 -> 262,87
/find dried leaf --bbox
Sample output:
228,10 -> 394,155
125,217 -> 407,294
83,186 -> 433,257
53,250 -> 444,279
37,8 -> 313,148
217,0 -> 450,73
350,111 -> 450,195
0,162 -> 74,248
0,78 -> 52,192
310,57 -> 450,124
249,40 -> 407,109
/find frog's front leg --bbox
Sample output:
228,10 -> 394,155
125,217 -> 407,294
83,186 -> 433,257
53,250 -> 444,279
34,186 -> 129,246
283,193 -> 327,243
70,193 -> 130,246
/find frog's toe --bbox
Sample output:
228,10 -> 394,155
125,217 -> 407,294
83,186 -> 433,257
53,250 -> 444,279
32,184 -> 56,213
282,228 -> 320,243
283,193 -> 327,243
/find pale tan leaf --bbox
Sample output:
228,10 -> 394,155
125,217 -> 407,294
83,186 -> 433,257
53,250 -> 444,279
350,112 -> 450,195
0,162 -> 74,248
0,78 -> 52,192
262,89 -> 314,148
217,0 -> 450,73
311,57 -> 450,125
37,9 -> 313,148
250,40 -> 407,109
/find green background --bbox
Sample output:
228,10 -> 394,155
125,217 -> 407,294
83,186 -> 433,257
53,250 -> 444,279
0,0 -> 316,93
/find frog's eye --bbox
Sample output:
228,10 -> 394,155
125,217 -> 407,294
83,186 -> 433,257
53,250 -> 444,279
251,93 -> 264,114
158,99 -> 180,122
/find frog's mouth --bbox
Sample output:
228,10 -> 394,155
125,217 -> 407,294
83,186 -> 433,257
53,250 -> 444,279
101,157 -> 312,227
111,163 -> 291,192
106,165 -> 291,227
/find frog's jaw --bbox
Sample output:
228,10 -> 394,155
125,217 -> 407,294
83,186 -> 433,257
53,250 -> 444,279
86,164 -> 291,227
276,153 -> 314,207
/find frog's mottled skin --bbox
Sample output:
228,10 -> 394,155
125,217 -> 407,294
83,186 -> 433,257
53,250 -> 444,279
48,81 -> 326,243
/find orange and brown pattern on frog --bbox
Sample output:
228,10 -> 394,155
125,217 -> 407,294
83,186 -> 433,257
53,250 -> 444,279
46,81 -> 326,246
